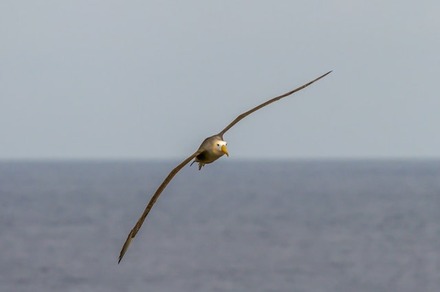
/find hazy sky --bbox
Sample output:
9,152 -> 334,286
1,1 -> 439,160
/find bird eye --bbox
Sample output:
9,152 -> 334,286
217,144 -> 220,146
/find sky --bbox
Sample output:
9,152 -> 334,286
1,1 -> 439,160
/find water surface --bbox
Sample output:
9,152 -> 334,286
1,160 -> 439,291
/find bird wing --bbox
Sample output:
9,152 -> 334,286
218,71 -> 332,137
118,150 -> 202,263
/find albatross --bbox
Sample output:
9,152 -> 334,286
118,70 -> 332,263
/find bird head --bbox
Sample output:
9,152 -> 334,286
215,140 -> 229,157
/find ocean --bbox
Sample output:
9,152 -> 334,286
1,160 -> 439,292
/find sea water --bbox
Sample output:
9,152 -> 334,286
1,160 -> 439,292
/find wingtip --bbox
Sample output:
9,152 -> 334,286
118,248 -> 126,264
323,70 -> 333,76
314,70 -> 333,82
118,233 -> 133,264
118,248 -> 127,264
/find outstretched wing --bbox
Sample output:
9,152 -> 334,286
118,150 -> 202,263
218,71 -> 332,137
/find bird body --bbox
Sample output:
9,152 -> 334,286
191,135 -> 229,170
118,71 -> 332,263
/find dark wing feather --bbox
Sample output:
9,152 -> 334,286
118,150 -> 202,263
218,71 -> 332,137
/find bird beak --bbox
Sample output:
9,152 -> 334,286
221,145 -> 229,157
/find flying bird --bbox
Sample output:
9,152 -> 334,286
118,70 -> 332,263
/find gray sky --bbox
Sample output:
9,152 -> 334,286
1,1 -> 439,160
